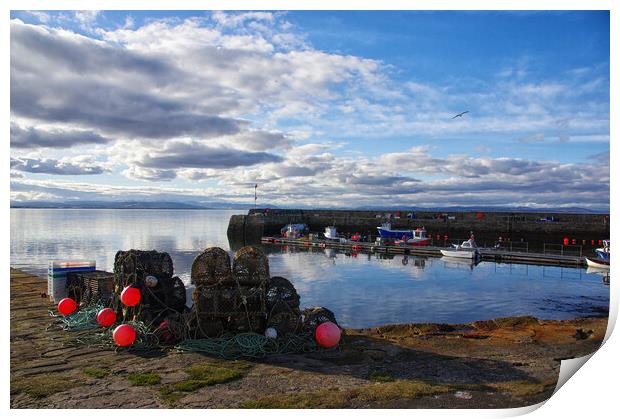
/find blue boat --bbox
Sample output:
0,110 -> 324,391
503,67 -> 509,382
376,222 -> 410,238
376,223 -> 430,245
595,246 -> 610,261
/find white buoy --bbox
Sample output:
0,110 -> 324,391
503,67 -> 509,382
265,327 -> 277,339
145,275 -> 159,287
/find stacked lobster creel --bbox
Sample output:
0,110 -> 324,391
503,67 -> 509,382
190,246 -> 308,338
265,276 -> 302,337
190,246 -> 269,337
56,246 -> 341,350
113,250 -> 187,329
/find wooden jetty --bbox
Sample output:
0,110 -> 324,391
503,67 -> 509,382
261,237 -> 586,267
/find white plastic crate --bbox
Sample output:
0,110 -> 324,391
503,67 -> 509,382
47,260 -> 96,303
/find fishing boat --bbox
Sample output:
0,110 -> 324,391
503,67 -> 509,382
440,236 -> 480,259
282,224 -> 308,239
376,223 -> 431,245
280,223 -> 307,238
585,240 -> 610,270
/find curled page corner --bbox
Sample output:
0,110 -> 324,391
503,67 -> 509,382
552,303 -> 614,397
553,353 -> 594,395
539,265 -> 615,410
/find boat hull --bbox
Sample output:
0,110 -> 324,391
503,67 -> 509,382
377,227 -> 413,239
408,239 -> 431,246
585,257 -> 610,270
440,249 -> 479,259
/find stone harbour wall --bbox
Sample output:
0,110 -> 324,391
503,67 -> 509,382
228,209 -> 610,251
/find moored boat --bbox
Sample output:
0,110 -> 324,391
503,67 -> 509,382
324,226 -> 338,240
440,235 -> 480,259
585,240 -> 610,270
281,223 -> 307,239
376,223 -> 431,245
440,249 -> 480,259
585,257 -> 610,270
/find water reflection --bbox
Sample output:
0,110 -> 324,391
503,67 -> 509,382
440,256 -> 480,270
586,267 -> 611,285
10,208 -> 241,277
261,244 -> 609,327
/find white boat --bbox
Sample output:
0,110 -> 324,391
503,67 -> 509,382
585,257 -> 609,270
440,237 -> 480,259
585,240 -> 610,270
324,226 -> 338,240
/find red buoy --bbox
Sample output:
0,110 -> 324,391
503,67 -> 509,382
113,324 -> 136,346
120,286 -> 141,307
155,321 -> 174,343
96,308 -> 116,327
315,321 -> 341,348
57,297 -> 77,316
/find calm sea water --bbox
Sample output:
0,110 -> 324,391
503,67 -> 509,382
10,208 -> 609,328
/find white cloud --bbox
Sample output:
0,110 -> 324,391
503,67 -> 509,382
8,13 -> 610,210
11,191 -> 63,202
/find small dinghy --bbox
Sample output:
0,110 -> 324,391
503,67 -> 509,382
440,235 -> 480,260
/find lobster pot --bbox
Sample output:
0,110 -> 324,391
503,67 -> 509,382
77,270 -> 115,306
191,247 -> 232,286
47,260 -> 95,303
232,246 -> 270,285
194,285 -> 266,316
192,284 -> 267,335
301,307 -> 339,334
228,314 -> 266,334
113,250 -> 174,289
265,276 -> 302,335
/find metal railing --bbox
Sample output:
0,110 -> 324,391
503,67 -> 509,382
543,243 -> 583,257
494,241 -> 529,253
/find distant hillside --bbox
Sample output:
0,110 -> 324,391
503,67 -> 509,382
10,200 -> 607,214
10,200 -> 278,210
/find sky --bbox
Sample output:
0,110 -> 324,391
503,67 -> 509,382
9,10 -> 610,210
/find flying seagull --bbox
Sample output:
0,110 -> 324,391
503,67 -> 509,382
452,111 -> 469,119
